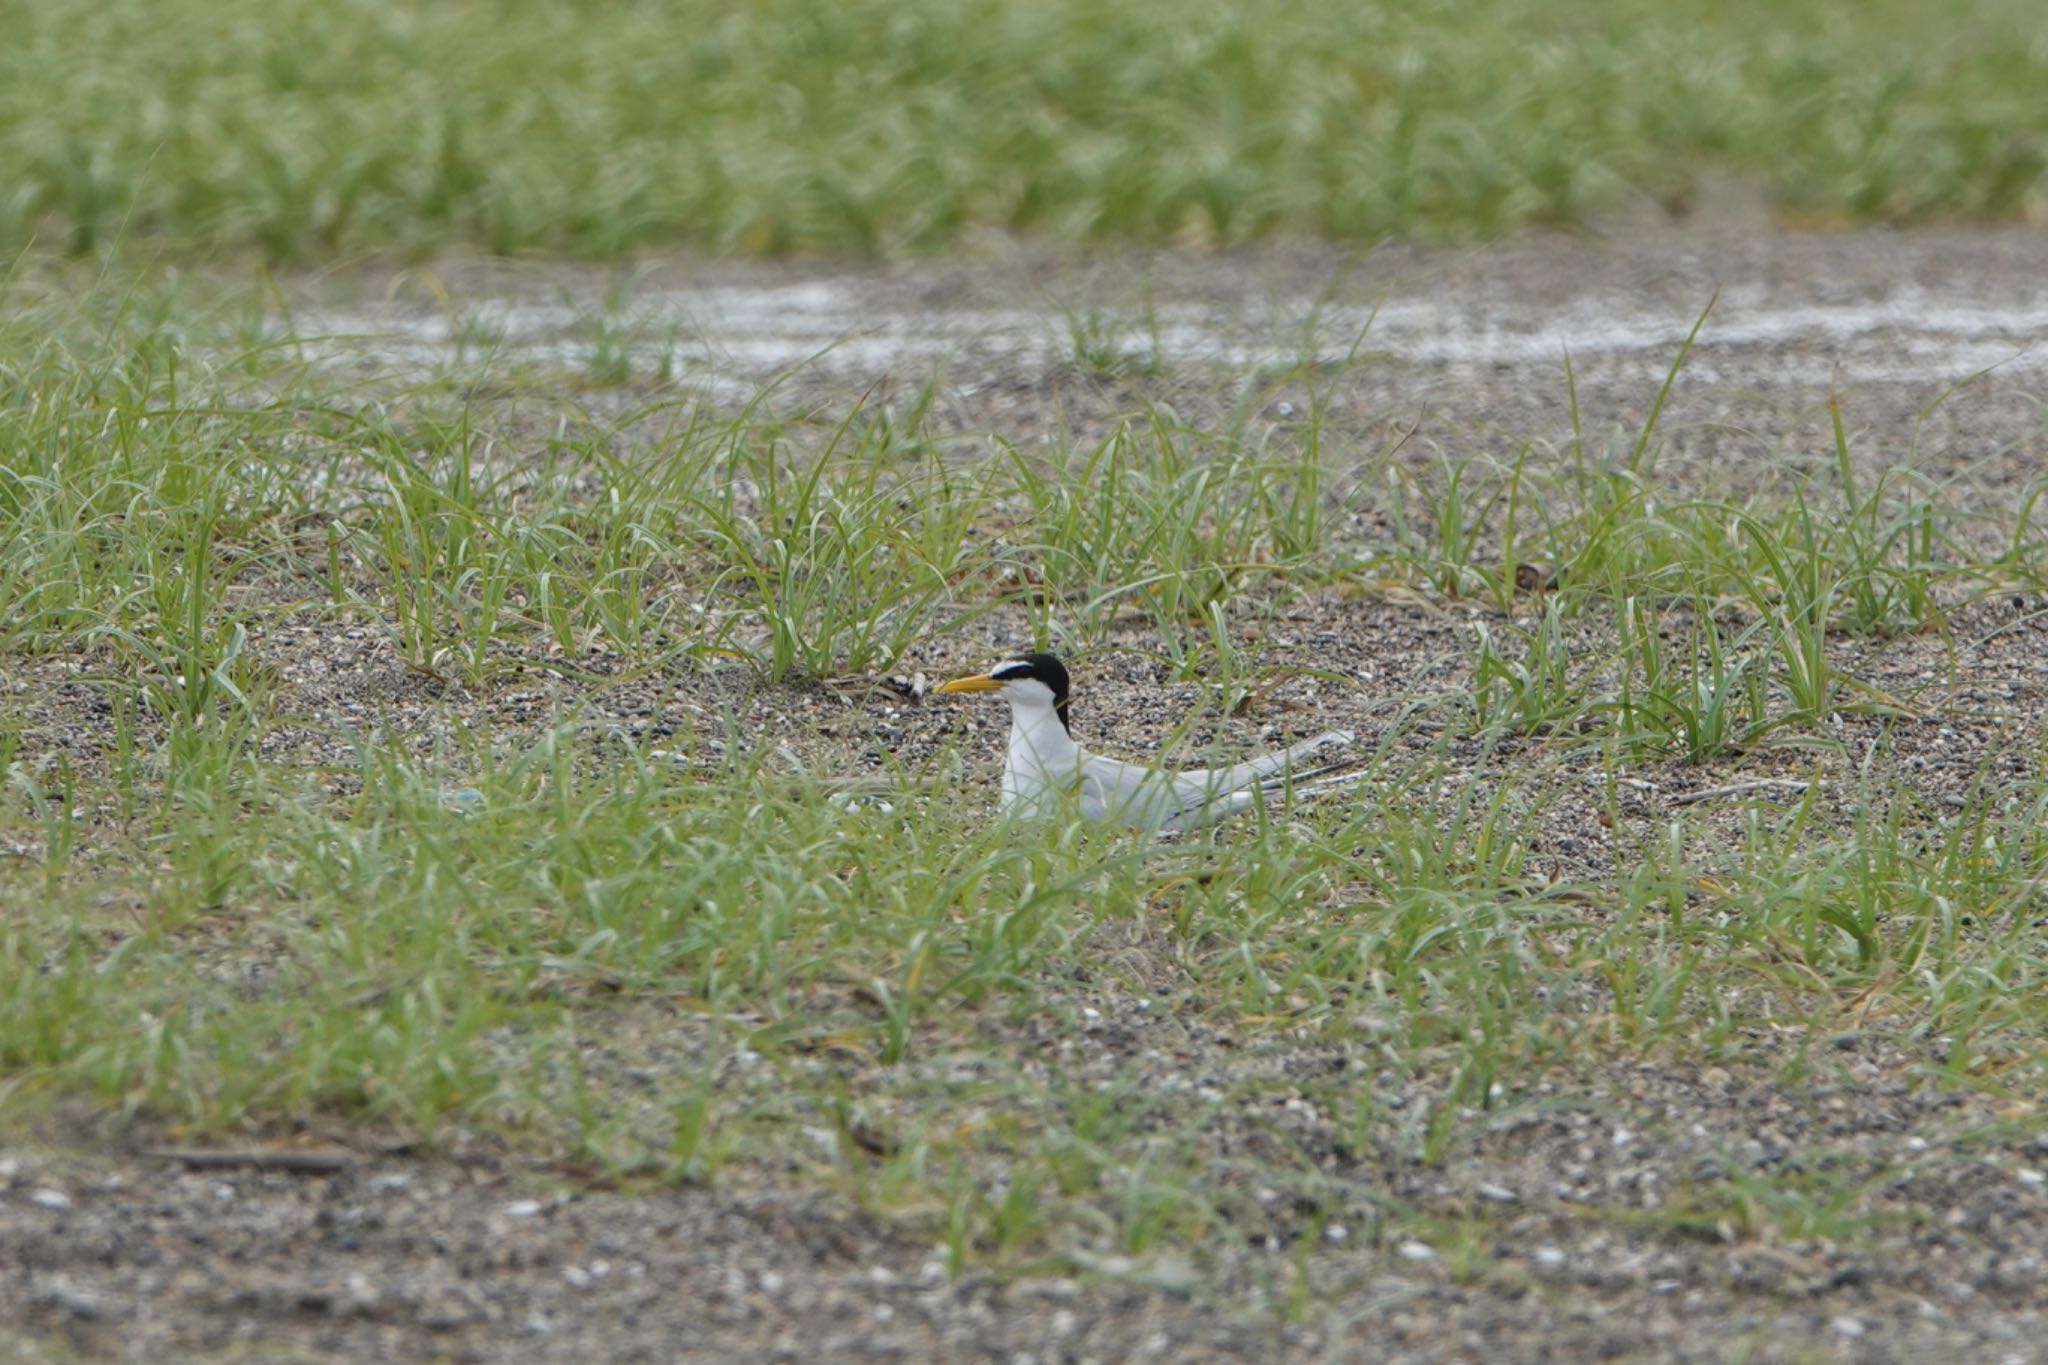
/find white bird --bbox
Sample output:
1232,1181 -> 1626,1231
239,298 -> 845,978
933,653 -> 1355,831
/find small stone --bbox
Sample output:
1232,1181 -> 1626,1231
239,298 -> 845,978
503,1199 -> 544,1218
1477,1183 -> 1518,1204
29,1189 -> 71,1211
36,1279 -> 100,1320
1397,1240 -> 1436,1262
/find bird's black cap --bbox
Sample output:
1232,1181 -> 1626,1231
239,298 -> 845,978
990,652 -> 1072,733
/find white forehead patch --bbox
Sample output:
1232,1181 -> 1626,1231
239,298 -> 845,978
990,661 -> 1035,680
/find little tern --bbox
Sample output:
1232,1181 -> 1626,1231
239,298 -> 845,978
933,653 -> 1354,831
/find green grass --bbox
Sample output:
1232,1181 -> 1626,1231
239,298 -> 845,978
2,272 -> 2046,1293
0,0 -> 2043,260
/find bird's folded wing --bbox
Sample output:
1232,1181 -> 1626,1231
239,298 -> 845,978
1078,754 -> 1182,825
1175,729 -> 1356,795
1081,731 -> 1358,829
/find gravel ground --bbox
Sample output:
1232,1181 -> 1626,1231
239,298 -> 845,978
6,227 -> 2048,1362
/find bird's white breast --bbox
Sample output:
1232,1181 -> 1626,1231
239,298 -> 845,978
1001,702 -> 1085,815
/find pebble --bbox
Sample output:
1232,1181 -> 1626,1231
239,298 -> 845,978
29,1188 -> 72,1211
503,1199 -> 544,1218
35,1277 -> 101,1320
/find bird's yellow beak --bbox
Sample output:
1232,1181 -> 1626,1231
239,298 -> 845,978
933,672 -> 1003,695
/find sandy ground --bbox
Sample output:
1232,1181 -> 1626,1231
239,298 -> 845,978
6,227 -> 2048,1363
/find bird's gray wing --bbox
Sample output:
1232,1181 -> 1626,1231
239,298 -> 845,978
1173,729 -> 1356,795
1078,751 -> 1187,827
1082,731 -> 1359,830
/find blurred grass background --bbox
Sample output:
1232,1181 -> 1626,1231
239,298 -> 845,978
3,0 -> 2043,260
